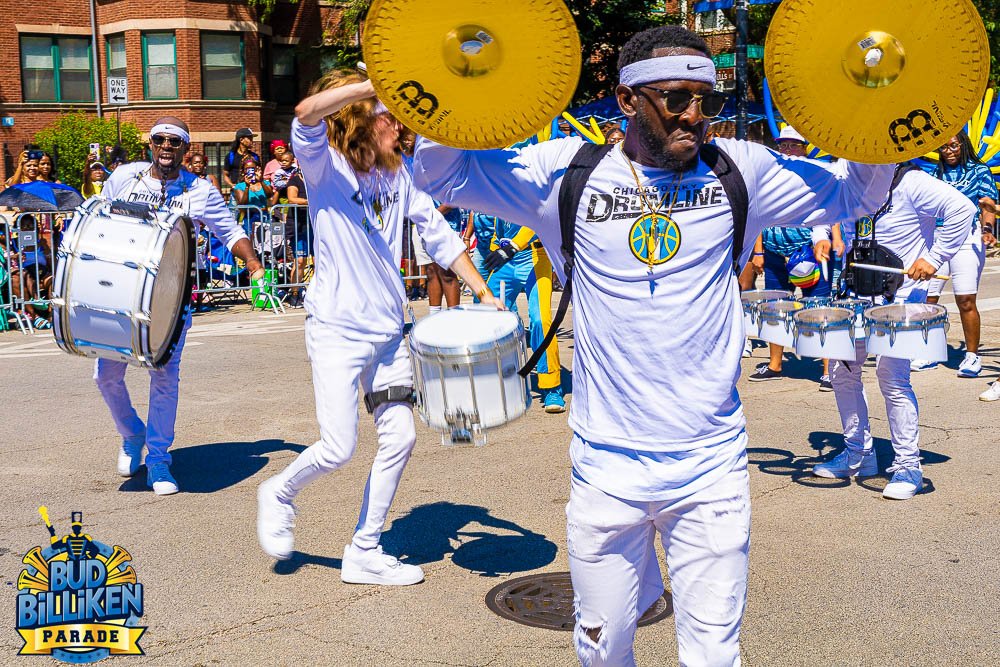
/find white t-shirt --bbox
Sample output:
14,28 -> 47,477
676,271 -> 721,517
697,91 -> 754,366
414,137 -> 895,500
291,119 -> 465,339
841,168 -> 973,300
102,162 -> 248,251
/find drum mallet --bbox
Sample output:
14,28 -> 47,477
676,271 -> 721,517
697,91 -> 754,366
850,262 -> 950,281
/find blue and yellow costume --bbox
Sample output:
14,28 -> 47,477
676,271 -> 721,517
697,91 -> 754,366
475,213 -> 564,411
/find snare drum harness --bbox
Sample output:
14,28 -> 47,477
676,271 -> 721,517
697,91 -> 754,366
839,163 -> 920,301
518,142 -> 749,376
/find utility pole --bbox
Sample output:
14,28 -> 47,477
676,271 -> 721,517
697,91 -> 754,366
734,0 -> 748,139
89,0 -> 103,118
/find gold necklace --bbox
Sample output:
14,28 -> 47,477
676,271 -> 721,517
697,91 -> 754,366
619,145 -> 683,273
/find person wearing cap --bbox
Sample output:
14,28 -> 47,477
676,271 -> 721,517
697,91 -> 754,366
81,156 -> 108,198
224,128 -> 261,189
745,124 -> 835,389
263,139 -> 293,182
255,69 -> 502,586
94,115 -> 265,496
414,25 -> 897,666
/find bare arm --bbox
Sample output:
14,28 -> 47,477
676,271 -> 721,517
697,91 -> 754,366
296,80 -> 376,125
449,252 -> 502,309
285,184 -> 308,206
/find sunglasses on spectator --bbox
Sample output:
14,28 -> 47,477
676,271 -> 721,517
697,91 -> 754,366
151,135 -> 185,148
638,87 -> 729,119
939,143 -> 962,154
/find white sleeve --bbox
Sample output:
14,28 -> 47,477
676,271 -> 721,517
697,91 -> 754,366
290,118 -> 357,202
906,170 -> 976,269
811,225 -> 833,243
407,182 -> 466,269
412,136 -> 583,243
719,139 -> 895,238
198,184 -> 249,251
99,163 -> 140,200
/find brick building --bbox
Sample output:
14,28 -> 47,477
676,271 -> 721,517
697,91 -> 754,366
0,0 -> 352,184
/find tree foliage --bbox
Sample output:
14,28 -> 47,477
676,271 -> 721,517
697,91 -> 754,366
33,113 -> 145,191
972,0 -> 999,87
566,0 -> 677,105
246,0 -> 298,23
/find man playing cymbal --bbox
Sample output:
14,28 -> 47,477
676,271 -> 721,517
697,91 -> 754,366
414,25 -> 900,666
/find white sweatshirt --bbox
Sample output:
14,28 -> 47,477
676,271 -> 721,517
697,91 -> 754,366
103,162 -> 248,250
292,119 -> 466,339
414,136 -> 894,440
842,168 -> 973,299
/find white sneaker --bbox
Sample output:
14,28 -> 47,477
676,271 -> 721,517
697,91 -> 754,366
958,352 -> 982,378
979,381 -> 1000,402
910,359 -> 938,372
117,435 -> 145,477
812,448 -> 879,478
341,544 -> 424,586
882,465 -> 923,500
257,478 -> 295,560
742,339 -> 753,358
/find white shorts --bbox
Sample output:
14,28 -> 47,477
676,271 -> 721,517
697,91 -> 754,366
411,224 -> 433,267
928,240 -> 985,296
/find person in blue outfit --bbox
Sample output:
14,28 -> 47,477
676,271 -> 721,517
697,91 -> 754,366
479,214 -> 566,413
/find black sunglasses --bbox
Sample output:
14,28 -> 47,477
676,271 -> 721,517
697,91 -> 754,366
638,87 -> 729,119
151,134 -> 185,148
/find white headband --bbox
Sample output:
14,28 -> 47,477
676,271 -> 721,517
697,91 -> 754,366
150,123 -> 190,144
620,55 -> 716,87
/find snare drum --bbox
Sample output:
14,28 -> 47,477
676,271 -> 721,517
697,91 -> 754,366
794,307 -> 857,361
757,300 -> 804,347
797,296 -> 832,309
863,303 -> 949,362
831,298 -> 870,339
52,198 -> 195,369
408,306 -> 530,446
740,289 -> 792,338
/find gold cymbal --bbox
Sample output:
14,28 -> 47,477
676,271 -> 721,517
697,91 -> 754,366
765,0 -> 990,163
363,0 -> 582,150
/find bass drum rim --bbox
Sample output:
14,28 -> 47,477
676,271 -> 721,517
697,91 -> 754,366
148,214 -> 195,368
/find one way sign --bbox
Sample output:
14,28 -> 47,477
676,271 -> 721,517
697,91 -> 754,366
107,77 -> 128,105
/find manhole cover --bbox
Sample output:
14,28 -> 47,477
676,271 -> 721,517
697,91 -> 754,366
485,571 -> 672,631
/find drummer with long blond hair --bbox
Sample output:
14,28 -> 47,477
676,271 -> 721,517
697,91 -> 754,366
255,68 -> 501,584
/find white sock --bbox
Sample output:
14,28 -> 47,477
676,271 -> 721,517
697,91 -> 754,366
429,306 -> 441,314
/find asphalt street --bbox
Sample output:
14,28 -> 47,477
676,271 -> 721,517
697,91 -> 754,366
2,261 -> 999,666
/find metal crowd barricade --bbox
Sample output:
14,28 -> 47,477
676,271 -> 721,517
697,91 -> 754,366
5,209 -> 73,335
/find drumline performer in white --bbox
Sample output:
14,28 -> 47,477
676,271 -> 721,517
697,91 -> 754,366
811,166 -> 973,498
414,25 -> 896,667
255,70 -> 501,585
95,116 -> 265,495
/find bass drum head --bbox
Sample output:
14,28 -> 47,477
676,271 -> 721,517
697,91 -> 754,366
149,216 -> 195,366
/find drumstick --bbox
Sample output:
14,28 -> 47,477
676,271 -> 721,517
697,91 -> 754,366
849,262 -> 950,281
821,259 -> 828,283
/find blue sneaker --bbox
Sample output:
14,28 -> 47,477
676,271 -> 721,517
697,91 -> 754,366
117,435 -> 145,477
147,463 -> 179,496
882,464 -> 923,500
542,387 -> 566,414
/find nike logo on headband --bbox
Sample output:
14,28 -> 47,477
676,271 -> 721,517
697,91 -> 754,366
686,64 -> 708,70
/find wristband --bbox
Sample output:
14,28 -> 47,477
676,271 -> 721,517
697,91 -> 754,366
752,252 -> 764,257
476,286 -> 492,300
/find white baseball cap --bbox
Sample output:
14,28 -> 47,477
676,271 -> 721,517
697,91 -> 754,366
777,125 -> 807,144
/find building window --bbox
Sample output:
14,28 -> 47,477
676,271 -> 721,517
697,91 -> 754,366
201,32 -> 244,100
273,45 -> 297,106
107,35 -> 126,78
20,35 -> 93,103
203,142 -> 229,191
696,10 -> 731,32
142,32 -> 178,100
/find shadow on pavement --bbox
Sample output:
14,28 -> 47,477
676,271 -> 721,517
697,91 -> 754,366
381,502 -> 558,577
748,430 -> 949,496
117,438 -> 306,494
272,552 -> 342,576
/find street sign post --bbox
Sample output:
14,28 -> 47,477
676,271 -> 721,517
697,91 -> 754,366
107,77 -> 128,105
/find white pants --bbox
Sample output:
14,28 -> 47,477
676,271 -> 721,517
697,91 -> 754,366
928,235 -> 984,297
831,338 -> 920,468
93,318 -> 191,467
566,463 -> 750,667
269,318 -> 416,550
